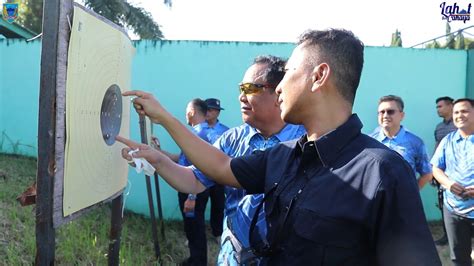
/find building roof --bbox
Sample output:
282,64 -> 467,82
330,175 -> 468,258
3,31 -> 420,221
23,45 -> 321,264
0,18 -> 36,39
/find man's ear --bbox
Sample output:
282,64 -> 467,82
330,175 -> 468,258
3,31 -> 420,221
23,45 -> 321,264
311,63 -> 330,92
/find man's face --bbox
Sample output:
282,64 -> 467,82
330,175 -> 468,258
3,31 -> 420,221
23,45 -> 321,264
206,108 -> 220,122
377,101 -> 404,131
239,63 -> 279,127
275,44 -> 313,124
436,100 -> 453,119
185,102 -> 194,126
453,101 -> 474,131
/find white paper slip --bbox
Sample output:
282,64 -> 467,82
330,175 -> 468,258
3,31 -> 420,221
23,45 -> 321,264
128,148 -> 156,176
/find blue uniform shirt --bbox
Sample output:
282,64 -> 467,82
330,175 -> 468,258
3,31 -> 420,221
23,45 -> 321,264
370,126 -> 432,177
204,120 -> 229,144
178,122 -> 212,167
191,123 -> 305,265
431,130 -> 474,218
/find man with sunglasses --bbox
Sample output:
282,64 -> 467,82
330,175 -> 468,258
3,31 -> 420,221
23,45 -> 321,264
118,29 -> 439,265
370,95 -> 432,190
119,55 -> 304,265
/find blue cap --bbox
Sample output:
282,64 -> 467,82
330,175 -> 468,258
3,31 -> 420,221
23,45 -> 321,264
205,98 -> 224,110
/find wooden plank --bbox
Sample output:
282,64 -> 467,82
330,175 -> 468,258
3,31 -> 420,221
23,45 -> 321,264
36,0 -> 65,263
108,194 -> 124,266
51,0 -> 73,228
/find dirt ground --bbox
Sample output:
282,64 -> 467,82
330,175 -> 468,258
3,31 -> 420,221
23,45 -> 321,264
429,221 -> 474,265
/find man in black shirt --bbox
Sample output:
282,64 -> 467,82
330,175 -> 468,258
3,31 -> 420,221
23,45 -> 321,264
119,29 -> 440,265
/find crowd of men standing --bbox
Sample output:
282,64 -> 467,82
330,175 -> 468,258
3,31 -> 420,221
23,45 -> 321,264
370,95 -> 474,266
118,28 -> 474,265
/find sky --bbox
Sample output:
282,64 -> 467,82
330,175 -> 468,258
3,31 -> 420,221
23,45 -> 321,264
126,0 -> 474,47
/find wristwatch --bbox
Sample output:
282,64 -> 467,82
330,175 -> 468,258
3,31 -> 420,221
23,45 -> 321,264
187,194 -> 197,200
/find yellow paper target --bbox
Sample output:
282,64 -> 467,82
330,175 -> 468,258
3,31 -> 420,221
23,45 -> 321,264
63,6 -> 135,216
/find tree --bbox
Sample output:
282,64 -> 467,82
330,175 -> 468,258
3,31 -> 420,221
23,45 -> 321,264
417,23 -> 474,50
84,0 -> 163,39
17,0 -> 164,39
425,40 -> 441,49
390,29 -> 402,47
17,0 -> 42,35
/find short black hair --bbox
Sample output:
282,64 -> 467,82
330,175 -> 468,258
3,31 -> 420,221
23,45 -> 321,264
253,55 -> 287,90
436,96 -> 454,104
379,95 -> 404,111
453,98 -> 474,108
297,29 -> 364,104
190,98 -> 208,116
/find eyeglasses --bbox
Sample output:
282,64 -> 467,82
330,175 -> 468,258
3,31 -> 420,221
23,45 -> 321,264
239,82 -> 274,95
378,109 -> 398,116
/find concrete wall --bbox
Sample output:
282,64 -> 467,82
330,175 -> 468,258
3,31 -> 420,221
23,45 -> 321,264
0,38 -> 470,220
0,39 -> 41,156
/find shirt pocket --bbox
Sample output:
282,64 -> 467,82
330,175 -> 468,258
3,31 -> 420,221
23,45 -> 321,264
291,207 -> 366,265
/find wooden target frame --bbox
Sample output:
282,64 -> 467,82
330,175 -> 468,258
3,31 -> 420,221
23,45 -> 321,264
36,1 -> 133,264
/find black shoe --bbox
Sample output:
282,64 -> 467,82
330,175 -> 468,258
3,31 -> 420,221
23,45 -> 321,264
179,258 -> 192,266
435,235 -> 448,246
179,258 -> 206,266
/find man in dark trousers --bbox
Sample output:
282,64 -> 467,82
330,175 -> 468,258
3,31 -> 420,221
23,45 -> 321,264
432,98 -> 474,266
155,98 -> 212,266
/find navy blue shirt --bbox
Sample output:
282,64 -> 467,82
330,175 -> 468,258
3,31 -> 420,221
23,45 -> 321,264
230,114 -> 440,266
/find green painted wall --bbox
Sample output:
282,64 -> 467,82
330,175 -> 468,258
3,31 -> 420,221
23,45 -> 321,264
0,39 -> 470,221
0,39 -> 41,156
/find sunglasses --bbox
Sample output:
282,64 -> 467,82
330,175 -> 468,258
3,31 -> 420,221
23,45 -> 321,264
239,82 -> 274,95
378,109 -> 398,115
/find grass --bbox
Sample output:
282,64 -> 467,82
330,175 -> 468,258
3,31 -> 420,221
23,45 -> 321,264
0,154 -> 219,265
0,153 -> 464,265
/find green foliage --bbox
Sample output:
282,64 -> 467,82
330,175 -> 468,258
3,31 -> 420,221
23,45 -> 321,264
425,40 -> 441,49
15,0 -> 164,39
390,29 -> 403,47
84,0 -> 163,39
0,154 -> 219,264
421,23 -> 474,50
17,0 -> 42,35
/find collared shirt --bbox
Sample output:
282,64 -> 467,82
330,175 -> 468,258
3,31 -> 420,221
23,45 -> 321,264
231,114 -> 440,265
370,126 -> 431,177
204,120 -> 230,144
178,122 -> 212,167
431,130 -> 474,218
434,119 -> 457,146
191,123 -> 305,265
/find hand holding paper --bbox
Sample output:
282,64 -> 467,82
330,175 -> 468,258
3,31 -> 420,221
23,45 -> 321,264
128,149 -> 156,176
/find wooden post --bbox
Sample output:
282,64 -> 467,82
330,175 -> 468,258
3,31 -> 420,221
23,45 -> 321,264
108,194 -> 124,266
154,173 -> 165,237
139,116 -> 161,258
36,0 -> 61,264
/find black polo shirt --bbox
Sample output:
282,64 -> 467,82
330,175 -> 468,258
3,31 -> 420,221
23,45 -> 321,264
230,114 -> 440,265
